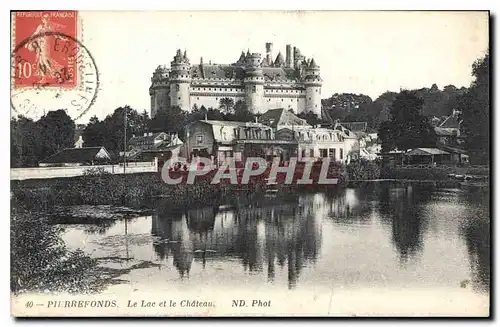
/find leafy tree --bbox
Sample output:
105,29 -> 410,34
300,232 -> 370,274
149,106 -> 186,133
11,116 -> 42,167
82,116 -> 105,147
231,100 -> 254,122
37,109 -> 75,160
297,111 -> 323,126
219,97 -> 235,115
379,90 -> 436,152
459,52 -> 489,164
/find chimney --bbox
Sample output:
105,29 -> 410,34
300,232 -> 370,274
265,42 -> 273,66
286,44 -> 293,68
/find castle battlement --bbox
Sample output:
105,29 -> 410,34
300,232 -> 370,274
149,42 -> 322,117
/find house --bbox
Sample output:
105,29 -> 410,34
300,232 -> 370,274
434,111 -> 464,146
131,133 -> 184,164
184,119 -> 284,164
39,147 -> 112,167
405,148 -> 453,165
128,132 -> 171,152
259,109 -> 360,164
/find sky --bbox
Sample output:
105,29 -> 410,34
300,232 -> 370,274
58,11 -> 489,122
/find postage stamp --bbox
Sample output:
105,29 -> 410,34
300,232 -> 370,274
10,11 -> 99,121
13,11 -> 78,88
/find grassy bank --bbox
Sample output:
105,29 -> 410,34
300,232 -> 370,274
11,171 -> 225,212
380,165 -> 490,180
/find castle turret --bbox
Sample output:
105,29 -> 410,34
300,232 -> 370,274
169,49 -> 192,111
304,58 -> 322,116
150,64 -> 170,117
244,52 -> 265,114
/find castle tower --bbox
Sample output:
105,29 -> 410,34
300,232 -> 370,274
169,49 -> 192,111
265,42 -> 273,66
244,52 -> 265,114
304,58 -> 322,116
286,44 -> 294,68
149,65 -> 170,118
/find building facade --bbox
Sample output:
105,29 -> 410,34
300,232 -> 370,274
150,42 -> 323,118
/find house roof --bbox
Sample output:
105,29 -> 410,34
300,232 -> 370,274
258,108 -> 310,128
439,114 -> 461,129
339,122 -> 368,133
406,148 -> 450,156
200,120 -> 269,128
129,132 -> 166,145
434,127 -> 458,136
39,147 -> 110,164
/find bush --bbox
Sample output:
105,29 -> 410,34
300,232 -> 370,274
11,204 -> 103,294
347,159 -> 381,180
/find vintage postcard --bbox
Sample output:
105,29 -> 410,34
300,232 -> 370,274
10,10 -> 490,317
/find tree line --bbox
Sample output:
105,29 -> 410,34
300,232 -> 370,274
377,52 -> 489,165
11,52 -> 489,167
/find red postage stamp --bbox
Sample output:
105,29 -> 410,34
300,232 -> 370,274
13,11 -> 78,89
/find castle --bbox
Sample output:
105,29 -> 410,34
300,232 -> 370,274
149,42 -> 323,118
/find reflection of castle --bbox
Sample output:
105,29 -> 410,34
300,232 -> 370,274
151,195 -> 322,288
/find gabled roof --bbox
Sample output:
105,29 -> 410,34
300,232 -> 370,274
406,148 -> 450,156
39,147 -> 111,164
258,109 -> 309,128
439,114 -> 461,129
129,132 -> 167,145
339,122 -> 367,133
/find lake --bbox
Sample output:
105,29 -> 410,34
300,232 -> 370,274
57,182 -> 489,315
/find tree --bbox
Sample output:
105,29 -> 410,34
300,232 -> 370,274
379,90 -> 436,153
231,100 -> 254,122
82,116 -> 105,147
219,97 -> 235,115
149,106 -> 186,132
37,109 -> 75,160
11,116 -> 42,167
459,52 -> 489,165
297,111 -> 323,126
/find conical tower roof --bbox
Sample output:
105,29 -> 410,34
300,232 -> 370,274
309,58 -> 319,68
274,51 -> 285,67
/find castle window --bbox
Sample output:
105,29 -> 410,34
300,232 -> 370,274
197,97 -> 200,100
315,105 -> 318,108
316,89 -> 318,92
281,99 -> 283,102
178,97 -> 181,100
204,88 -> 206,91
216,98 -> 218,100
175,84 -> 180,91
252,86 -> 256,93
309,97 -> 311,100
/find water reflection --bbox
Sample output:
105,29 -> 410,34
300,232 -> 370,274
58,182 -> 490,294
377,185 -> 432,264
152,194 -> 322,289
459,191 -> 490,292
